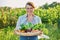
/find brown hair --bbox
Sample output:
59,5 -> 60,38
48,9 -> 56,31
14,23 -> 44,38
26,2 -> 35,8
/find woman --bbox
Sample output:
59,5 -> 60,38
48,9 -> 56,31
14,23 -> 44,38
14,2 -> 42,40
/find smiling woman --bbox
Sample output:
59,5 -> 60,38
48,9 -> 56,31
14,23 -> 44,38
14,2 -> 42,40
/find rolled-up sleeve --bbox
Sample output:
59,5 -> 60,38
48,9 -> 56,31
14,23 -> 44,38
14,17 -> 21,30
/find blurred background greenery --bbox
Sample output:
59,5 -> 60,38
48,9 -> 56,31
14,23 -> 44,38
0,2 -> 60,40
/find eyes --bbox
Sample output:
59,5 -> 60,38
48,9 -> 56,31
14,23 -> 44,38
26,8 -> 33,9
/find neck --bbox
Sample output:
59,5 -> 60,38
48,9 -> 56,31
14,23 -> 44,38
27,13 -> 34,22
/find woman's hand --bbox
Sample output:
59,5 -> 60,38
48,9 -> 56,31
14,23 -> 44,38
39,30 -> 43,36
14,30 -> 21,36
31,30 -> 43,35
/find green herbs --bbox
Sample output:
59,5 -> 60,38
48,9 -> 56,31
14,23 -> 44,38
20,22 -> 33,32
20,22 -> 48,33
20,23 -> 44,30
20,22 -> 33,30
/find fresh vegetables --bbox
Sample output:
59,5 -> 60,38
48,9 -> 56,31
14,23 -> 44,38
19,22 -> 48,33
20,22 -> 33,32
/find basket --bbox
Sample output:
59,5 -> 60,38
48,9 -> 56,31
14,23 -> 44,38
17,30 -> 40,36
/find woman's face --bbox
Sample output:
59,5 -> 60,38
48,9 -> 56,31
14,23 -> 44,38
26,5 -> 34,14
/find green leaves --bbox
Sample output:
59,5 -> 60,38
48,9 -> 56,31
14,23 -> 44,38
20,22 -> 33,30
20,24 -> 27,30
20,23 -> 49,34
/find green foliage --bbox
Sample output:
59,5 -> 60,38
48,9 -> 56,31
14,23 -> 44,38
20,23 -> 49,34
32,23 -> 48,34
0,5 -> 60,28
0,26 -> 19,40
20,22 -> 33,30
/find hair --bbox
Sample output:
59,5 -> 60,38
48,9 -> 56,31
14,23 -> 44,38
25,2 -> 35,8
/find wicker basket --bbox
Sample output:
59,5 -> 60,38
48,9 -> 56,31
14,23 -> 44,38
17,31 -> 40,36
